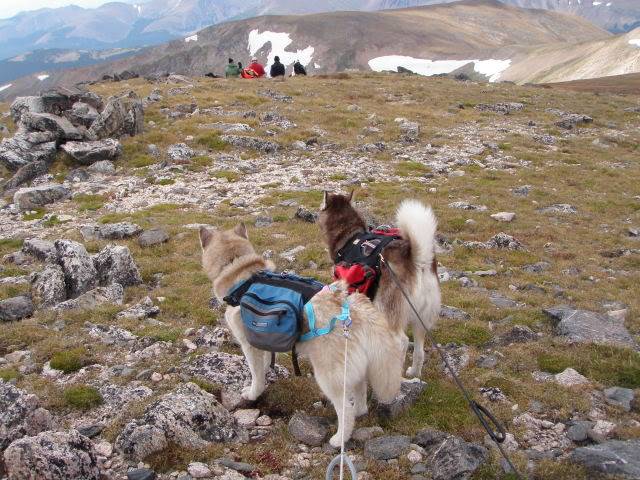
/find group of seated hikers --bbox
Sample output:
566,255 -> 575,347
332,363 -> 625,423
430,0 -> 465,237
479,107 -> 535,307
225,56 -> 307,79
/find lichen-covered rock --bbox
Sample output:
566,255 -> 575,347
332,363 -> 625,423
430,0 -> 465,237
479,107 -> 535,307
14,184 -> 71,211
3,429 -> 100,480
55,240 -> 98,298
19,112 -> 83,141
0,381 -> 52,451
80,222 -> 141,241
570,440 -> 640,478
93,245 -> 142,287
166,143 -> 194,162
0,132 -> 57,171
61,139 -> 122,165
22,238 -> 57,263
0,296 -> 34,322
116,297 -> 160,320
115,383 -> 246,460
288,412 -> 329,446
30,264 -> 66,308
88,91 -> 144,139
220,135 -> 278,153
2,160 -> 49,192
53,284 -> 124,311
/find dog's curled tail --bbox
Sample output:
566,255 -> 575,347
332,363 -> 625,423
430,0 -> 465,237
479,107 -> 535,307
396,199 -> 437,268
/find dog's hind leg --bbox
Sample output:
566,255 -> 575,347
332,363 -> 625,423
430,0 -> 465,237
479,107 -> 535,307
355,380 -> 368,417
327,387 -> 357,448
406,321 -> 426,378
241,345 -> 269,401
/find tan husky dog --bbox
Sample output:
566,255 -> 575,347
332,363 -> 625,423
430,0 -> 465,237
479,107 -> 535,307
319,193 -> 441,378
200,223 -> 406,447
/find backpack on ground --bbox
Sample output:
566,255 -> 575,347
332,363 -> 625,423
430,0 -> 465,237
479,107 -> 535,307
224,271 -> 324,352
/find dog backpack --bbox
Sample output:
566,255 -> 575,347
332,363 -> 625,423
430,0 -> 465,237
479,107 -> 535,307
334,227 -> 402,300
223,271 -> 324,352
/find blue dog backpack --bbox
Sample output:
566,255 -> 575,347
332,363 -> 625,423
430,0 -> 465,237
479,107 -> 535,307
223,271 -> 324,352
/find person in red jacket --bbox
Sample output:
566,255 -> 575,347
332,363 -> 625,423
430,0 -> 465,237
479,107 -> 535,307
247,57 -> 266,77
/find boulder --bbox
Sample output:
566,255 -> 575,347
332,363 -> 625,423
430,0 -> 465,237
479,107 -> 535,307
570,440 -> 640,478
554,368 -> 589,387
2,160 -> 49,192
220,135 -> 278,154
30,264 -> 66,308
14,184 -> 71,211
364,435 -> 411,460
55,240 -> 98,298
22,238 -> 57,262
127,468 -> 157,480
0,296 -> 34,322
116,297 -> 160,320
0,133 -> 57,171
138,229 -> 169,247
167,143 -> 195,162
115,383 -> 245,460
10,96 -> 45,123
53,284 -> 124,311
543,305 -> 638,349
603,387 -> 635,412
93,245 -> 142,287
19,112 -> 83,141
89,91 -> 144,139
377,379 -> 427,418
80,222 -> 142,241
287,412 -> 329,446
65,102 -> 99,128
0,381 -> 53,451
413,429 -> 488,480
61,139 -> 122,165
3,430 -> 100,480
87,160 -> 116,175
494,325 -> 539,345
555,114 -> 593,130
440,305 -> 470,320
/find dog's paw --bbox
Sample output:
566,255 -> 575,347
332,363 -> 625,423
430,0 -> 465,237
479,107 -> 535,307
405,366 -> 420,378
329,433 -> 343,448
241,386 -> 260,401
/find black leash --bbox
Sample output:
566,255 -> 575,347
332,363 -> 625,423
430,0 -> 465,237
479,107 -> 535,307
379,254 -> 523,479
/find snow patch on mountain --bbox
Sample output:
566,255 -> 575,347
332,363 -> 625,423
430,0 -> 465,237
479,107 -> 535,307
185,34 -> 198,43
37,74 -> 50,81
248,30 -> 314,70
629,39 -> 640,47
368,56 -> 512,82
0,84 -> 12,92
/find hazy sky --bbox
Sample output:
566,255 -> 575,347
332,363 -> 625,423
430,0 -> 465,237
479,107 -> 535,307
0,1 -> 117,19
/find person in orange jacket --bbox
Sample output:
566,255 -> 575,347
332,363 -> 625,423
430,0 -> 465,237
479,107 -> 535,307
245,57 -> 265,78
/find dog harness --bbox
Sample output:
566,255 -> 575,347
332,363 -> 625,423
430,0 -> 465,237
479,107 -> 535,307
300,286 -> 352,342
333,227 -> 402,300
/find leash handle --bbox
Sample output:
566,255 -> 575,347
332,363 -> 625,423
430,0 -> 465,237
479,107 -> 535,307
471,401 -> 506,443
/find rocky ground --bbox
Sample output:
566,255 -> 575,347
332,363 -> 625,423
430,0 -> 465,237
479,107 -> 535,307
0,72 -> 639,480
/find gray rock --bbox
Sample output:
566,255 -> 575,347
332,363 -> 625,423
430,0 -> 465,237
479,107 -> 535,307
14,184 -> 71,211
570,440 -> 640,478
258,89 -> 292,103
495,325 -> 539,345
475,103 -> 524,114
87,160 -> 116,175
61,139 -> 122,165
3,429 -> 100,480
288,412 -> 329,446
89,91 -> 144,139
567,422 -> 592,442
10,96 -> 46,123
377,379 -> 427,418
200,122 -> 254,133
255,216 -> 273,228
19,112 -> 83,141
217,457 -> 255,474
352,426 -> 384,444
115,383 -> 245,460
555,114 -> 593,130
167,143 -> 195,162
138,229 -> 170,247
476,355 -> 498,369
0,296 -> 34,322
86,322 -> 137,345
522,262 -> 551,274
80,222 -> 142,241
413,429 -> 488,480
2,160 -> 49,192
543,305 -> 638,349
55,240 -> 98,298
221,135 -> 279,154
30,264 -> 66,308
440,305 -> 470,320
487,233 -> 524,250
0,381 -> 52,451
53,284 -> 124,311
127,468 -> 157,480
448,201 -> 487,211
0,132 -> 57,171
538,204 -> 577,215
65,101 -> 99,128
294,207 -> 318,223
116,297 -> 160,320
603,387 -> 635,412
364,435 -> 411,460
93,245 -> 142,287
512,185 -> 531,197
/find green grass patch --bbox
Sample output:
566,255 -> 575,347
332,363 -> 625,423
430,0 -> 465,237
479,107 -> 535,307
434,321 -> 492,346
0,267 -> 27,278
211,170 -> 239,182
395,161 -> 430,177
328,173 -> 348,181
197,133 -> 228,151
63,385 -> 103,410
0,367 -> 19,382
22,209 -> 46,221
123,143 -> 157,168
74,194 -> 106,212
258,377 -> 323,416
139,326 -> 182,343
50,348 -> 89,374
156,178 -> 175,186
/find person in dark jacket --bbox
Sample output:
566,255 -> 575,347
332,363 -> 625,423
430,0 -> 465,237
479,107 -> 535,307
270,56 -> 286,78
293,60 -> 307,76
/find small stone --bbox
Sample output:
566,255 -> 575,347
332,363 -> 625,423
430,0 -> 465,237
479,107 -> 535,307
491,212 -> 515,222
138,228 -> 170,247
233,409 -> 260,426
407,450 -> 423,463
567,422 -> 592,442
364,435 -> 411,460
554,368 -> 589,387
288,412 -> 329,446
256,415 -> 272,426
0,296 -> 34,322
603,387 -> 635,412
95,441 -> 113,457
255,216 -> 273,228
127,468 -> 157,480
187,462 -> 211,478
151,372 -> 163,382
294,207 -> 318,223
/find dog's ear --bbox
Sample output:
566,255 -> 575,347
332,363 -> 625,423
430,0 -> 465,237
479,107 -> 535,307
234,222 -> 248,239
347,189 -> 355,203
320,190 -> 331,211
199,227 -> 215,249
